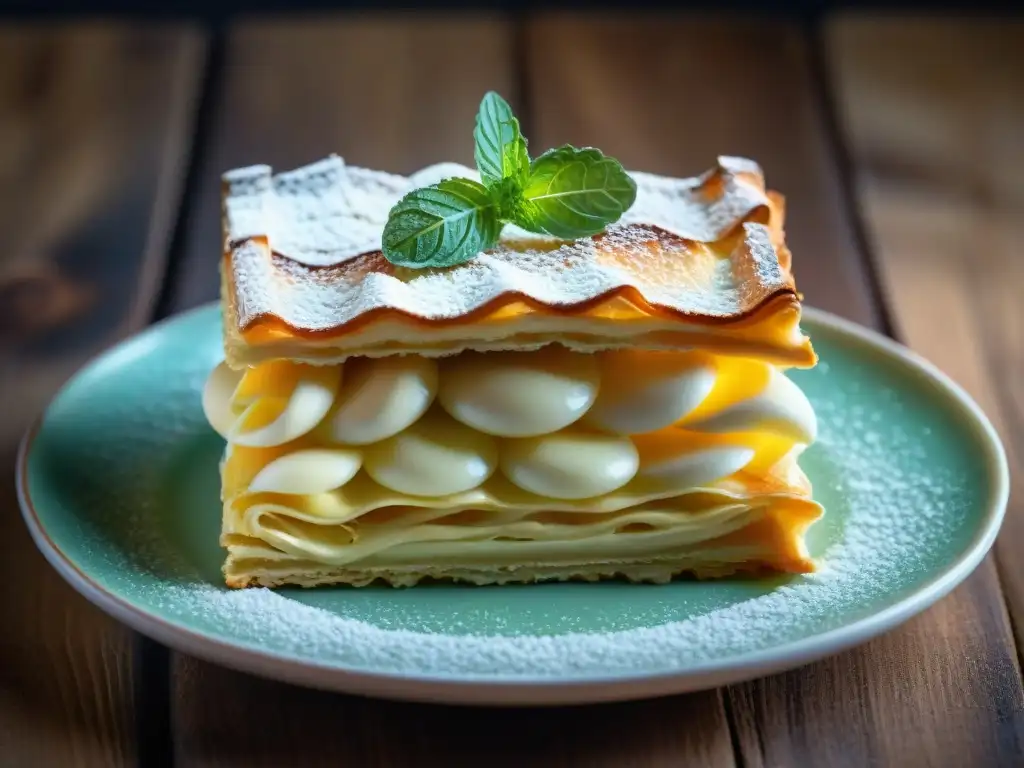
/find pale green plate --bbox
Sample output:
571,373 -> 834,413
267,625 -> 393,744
17,304 -> 1008,705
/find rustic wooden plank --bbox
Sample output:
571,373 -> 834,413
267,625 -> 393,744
0,23 -> 205,766
529,12 -> 1024,767
824,17 -> 1024,765
175,659 -> 734,767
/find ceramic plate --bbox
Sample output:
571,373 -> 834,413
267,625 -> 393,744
17,304 -> 1007,705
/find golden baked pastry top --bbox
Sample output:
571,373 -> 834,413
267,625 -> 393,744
220,155 -> 814,368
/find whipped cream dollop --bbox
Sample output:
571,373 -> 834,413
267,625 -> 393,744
633,434 -> 757,488
500,430 -> 640,500
322,356 -> 438,445
249,448 -> 362,495
202,362 -> 244,437
206,361 -> 340,448
363,409 -> 498,497
683,366 -> 817,444
204,344 -> 817,499
583,349 -> 717,434
438,348 -> 600,437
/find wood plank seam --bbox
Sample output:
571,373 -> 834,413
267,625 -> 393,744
135,24 -> 220,768
722,686 -> 757,768
718,21 -> 897,766
806,20 -> 895,337
133,639 -> 173,768
511,12 -> 533,141
991,565 -> 1024,682
952,229 -> 1024,680
0,22 -> 208,767
713,17 -> 1024,767
152,24 -> 226,324
126,30 -> 209,336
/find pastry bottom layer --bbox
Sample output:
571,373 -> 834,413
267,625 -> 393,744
222,504 -> 816,589
220,452 -> 821,588
223,551 -> 789,589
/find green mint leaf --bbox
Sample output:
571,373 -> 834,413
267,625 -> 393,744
380,93 -> 637,270
514,145 -> 637,240
382,178 -> 501,268
474,91 -> 529,189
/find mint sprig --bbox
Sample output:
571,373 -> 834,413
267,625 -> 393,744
383,178 -> 501,269
381,91 -> 637,269
474,91 -> 529,189
518,146 -> 638,240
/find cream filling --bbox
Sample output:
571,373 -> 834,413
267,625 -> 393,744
224,362 -> 340,448
583,349 -> 717,434
203,347 -> 815,499
249,448 -> 362,495
499,430 -> 640,500
319,355 -> 437,445
438,347 -> 600,437
204,346 -> 819,568
362,409 -> 498,496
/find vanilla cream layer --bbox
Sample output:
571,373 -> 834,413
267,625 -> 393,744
203,345 -> 820,572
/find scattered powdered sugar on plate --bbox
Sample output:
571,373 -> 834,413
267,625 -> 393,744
144,388 -> 962,678
41,307 -> 984,680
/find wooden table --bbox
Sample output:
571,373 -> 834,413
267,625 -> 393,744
1,12 -> 1022,767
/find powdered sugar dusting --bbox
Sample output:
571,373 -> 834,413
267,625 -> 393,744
224,155 -> 772,266
229,223 -> 787,335
45,308 -> 987,681
144,375 -> 965,677
223,156 -> 793,333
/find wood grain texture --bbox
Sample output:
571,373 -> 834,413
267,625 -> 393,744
174,657 -> 734,768
825,18 -> 1024,765
0,23 -> 204,766
530,13 -> 1024,767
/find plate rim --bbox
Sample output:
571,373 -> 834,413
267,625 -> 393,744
16,302 -> 1010,706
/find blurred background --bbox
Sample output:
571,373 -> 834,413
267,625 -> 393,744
1,0 -> 1011,14
1,1 -> 1021,765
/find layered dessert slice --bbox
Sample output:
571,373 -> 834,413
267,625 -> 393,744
202,154 -> 822,588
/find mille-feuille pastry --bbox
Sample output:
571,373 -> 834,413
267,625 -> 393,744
201,152 -> 823,589
203,88 -> 823,590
